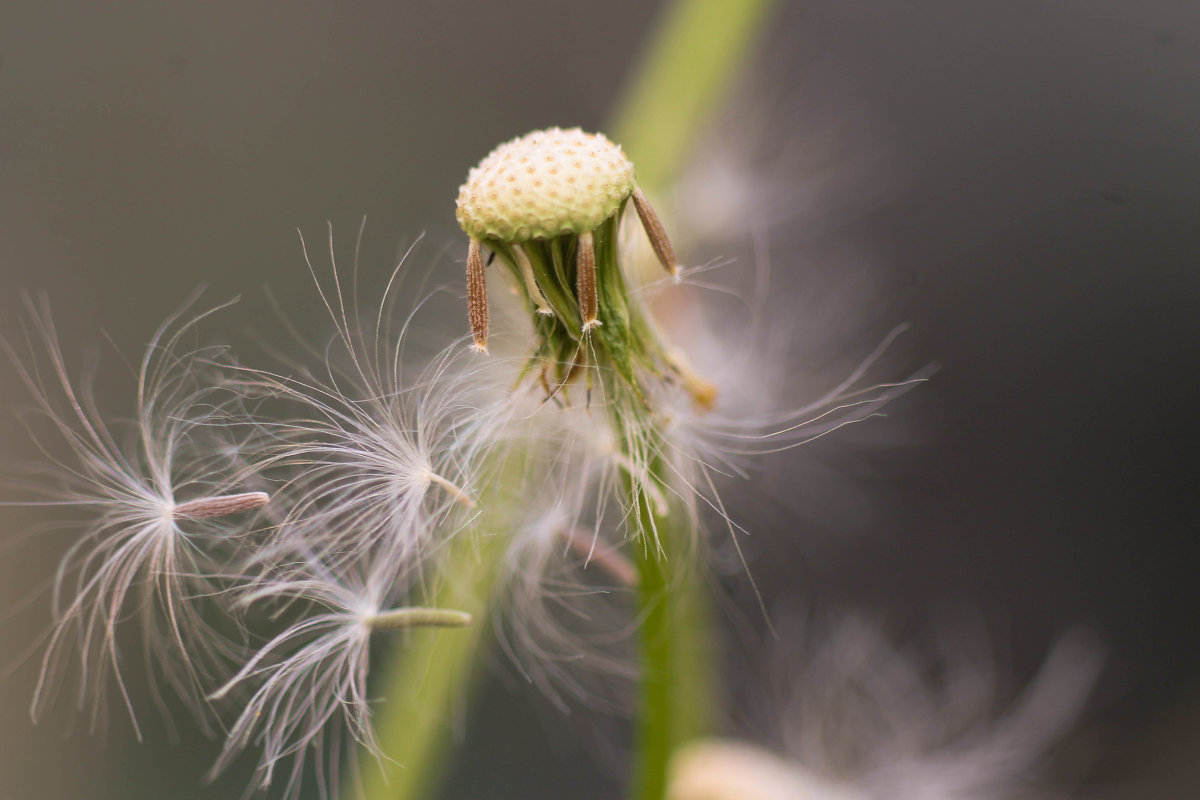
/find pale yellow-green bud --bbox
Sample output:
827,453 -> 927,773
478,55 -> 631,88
456,127 -> 636,241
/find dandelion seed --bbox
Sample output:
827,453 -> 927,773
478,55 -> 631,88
208,553 -> 471,800
466,238 -> 489,352
512,243 -> 554,316
577,230 -> 600,331
494,494 -> 639,711
1,294 -> 263,737
173,491 -> 270,520
631,188 -> 680,280
231,232 -> 503,575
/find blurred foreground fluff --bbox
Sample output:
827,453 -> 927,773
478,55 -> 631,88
669,618 -> 1100,800
1,127 -> 1094,800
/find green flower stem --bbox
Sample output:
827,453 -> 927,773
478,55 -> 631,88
613,5 -> 781,795
357,531 -> 504,800
632,530 -> 674,800
611,0 -> 779,194
627,439 -> 712,800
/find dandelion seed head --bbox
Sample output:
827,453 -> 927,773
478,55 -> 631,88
457,127 -> 636,241
456,127 -> 676,349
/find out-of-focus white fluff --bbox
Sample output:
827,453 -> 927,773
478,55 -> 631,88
670,617 -> 1102,800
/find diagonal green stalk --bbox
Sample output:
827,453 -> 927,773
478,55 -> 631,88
357,532 -> 505,800
612,0 -> 779,194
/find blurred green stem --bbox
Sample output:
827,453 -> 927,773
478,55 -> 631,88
612,0 -> 778,194
357,532 -> 503,800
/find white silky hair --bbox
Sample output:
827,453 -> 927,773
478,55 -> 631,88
207,549 -> 406,800
0,292 -> 262,739
2,213 -> 941,799
193,229 -> 521,796
770,616 -> 1102,800
465,224 -> 935,709
491,428 -> 642,712
224,226 -> 524,581
234,338 -> 493,578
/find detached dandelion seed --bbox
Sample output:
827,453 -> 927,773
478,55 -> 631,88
668,620 -> 1103,800
1,294 -> 266,737
208,552 -> 471,800
232,233 -> 496,575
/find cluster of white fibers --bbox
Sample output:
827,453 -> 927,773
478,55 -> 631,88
671,620 -> 1101,800
232,318 -> 494,578
0,293 -> 265,739
775,617 -> 1103,800
0,258 -> 499,797
490,409 -> 642,711
207,550 -> 421,800
197,229 -> 513,795
2,213 -> 939,800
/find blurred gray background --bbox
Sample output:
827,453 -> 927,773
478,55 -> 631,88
2,1 -> 1198,798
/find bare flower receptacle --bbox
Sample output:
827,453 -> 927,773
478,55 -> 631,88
455,127 -> 681,351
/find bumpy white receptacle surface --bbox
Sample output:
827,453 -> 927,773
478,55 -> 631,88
456,127 -> 636,242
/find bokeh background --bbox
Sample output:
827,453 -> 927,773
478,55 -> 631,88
2,1 -> 1198,798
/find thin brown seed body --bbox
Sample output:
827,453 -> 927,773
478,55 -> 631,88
467,238 -> 489,351
632,189 -> 679,279
173,491 -> 270,520
562,526 -> 639,588
577,230 -> 599,330
368,607 -> 472,630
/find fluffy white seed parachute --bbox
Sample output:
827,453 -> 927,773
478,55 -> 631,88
208,550 -> 469,800
226,227 -> 513,580
0,293 -> 265,738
